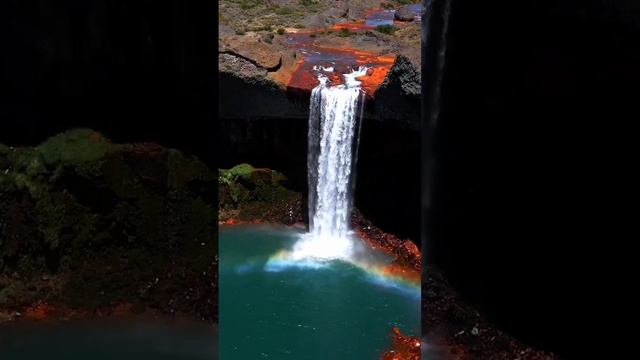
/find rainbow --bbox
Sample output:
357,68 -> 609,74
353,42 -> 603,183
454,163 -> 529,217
265,249 -> 421,299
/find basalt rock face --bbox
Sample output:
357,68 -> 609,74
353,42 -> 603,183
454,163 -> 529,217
218,72 -> 310,120
373,54 -> 421,129
0,130 -> 217,321
219,54 -> 421,130
218,116 -> 421,242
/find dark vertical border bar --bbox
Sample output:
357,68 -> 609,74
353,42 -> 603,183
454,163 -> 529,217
422,0 -> 450,271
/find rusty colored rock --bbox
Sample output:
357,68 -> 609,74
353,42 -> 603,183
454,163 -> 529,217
380,326 -> 421,360
352,209 -> 421,272
23,303 -> 56,320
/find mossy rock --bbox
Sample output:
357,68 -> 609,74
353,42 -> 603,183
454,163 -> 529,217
218,163 -> 303,223
37,129 -> 110,175
0,129 -> 217,321
168,149 -> 215,189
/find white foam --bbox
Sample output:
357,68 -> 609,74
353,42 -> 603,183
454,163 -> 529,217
288,66 -> 368,262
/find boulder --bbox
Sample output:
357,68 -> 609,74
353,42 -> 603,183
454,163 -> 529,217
324,7 -> 347,19
346,2 -> 367,21
394,6 -> 416,22
219,35 -> 282,71
303,14 -> 327,29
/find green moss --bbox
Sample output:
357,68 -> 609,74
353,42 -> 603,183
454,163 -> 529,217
252,24 -> 273,32
34,191 -> 94,251
167,149 -> 214,189
274,6 -> 294,15
338,28 -> 352,37
0,148 -> 47,195
376,24 -> 396,35
218,163 -> 301,223
37,129 -> 110,176
0,283 -> 25,308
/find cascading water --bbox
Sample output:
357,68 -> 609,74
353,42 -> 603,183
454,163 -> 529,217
290,66 -> 369,261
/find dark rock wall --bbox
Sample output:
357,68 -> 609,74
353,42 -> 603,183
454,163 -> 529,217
218,116 -> 421,244
218,56 -> 421,131
218,118 -> 308,192
373,55 -> 421,130
218,73 -> 310,121
426,0 -> 640,357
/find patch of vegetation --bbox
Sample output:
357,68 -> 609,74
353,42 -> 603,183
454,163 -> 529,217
277,28 -> 285,35
38,129 -> 109,169
218,164 -> 302,224
250,24 -> 273,32
381,2 -> 395,9
376,24 -> 397,35
338,28 -> 353,37
300,0 -> 317,6
235,28 -> 246,35
395,0 -> 414,4
274,6 -> 294,15
294,23 -> 306,29
239,0 -> 258,10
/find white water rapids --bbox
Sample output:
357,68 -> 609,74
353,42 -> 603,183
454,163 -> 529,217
290,66 -> 368,261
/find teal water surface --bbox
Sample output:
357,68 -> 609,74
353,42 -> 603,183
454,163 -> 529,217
0,319 -> 217,360
219,225 -> 420,359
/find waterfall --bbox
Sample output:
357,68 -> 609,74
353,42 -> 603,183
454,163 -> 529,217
291,66 -> 368,261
